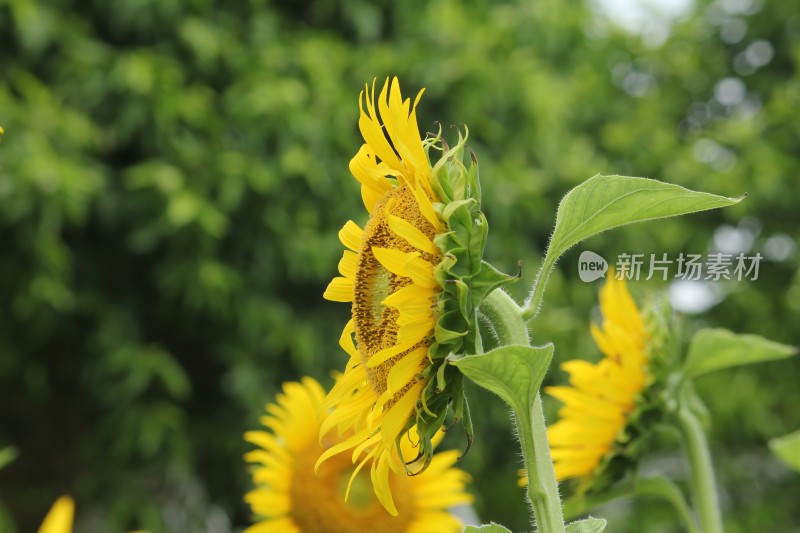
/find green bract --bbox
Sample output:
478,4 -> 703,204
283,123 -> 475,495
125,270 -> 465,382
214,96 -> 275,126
400,129 -> 518,471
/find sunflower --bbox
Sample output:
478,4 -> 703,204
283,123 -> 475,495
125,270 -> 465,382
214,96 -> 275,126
320,77 -> 513,515
243,377 -> 473,533
544,275 -> 649,482
37,496 -> 74,533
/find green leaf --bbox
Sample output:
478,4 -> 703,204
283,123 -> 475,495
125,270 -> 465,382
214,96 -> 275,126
524,174 -> 743,319
566,517 -> 607,533
548,174 -> 743,261
450,344 -> 553,415
769,430 -> 800,472
463,523 -> 513,533
683,328 -> 797,378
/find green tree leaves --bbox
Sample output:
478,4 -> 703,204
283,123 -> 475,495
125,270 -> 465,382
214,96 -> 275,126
524,175 -> 744,319
683,328 -> 797,378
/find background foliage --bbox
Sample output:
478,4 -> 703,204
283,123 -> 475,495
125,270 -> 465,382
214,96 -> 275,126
1,0 -> 798,531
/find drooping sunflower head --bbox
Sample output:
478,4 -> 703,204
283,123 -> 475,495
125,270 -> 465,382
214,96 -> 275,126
243,377 -> 473,533
321,77 -> 515,514
541,275 -> 654,487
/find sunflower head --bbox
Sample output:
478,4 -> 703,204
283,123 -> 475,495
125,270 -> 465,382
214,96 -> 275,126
539,274 -> 669,493
244,377 -> 472,533
321,77 -> 516,514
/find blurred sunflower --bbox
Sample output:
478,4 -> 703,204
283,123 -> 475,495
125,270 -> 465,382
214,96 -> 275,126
518,275 -> 650,487
37,496 -> 74,533
243,377 -> 473,533
547,275 -> 649,481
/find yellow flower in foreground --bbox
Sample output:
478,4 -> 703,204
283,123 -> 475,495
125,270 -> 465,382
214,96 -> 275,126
244,377 -> 472,533
38,496 -> 74,533
320,77 -> 449,515
545,275 -> 649,481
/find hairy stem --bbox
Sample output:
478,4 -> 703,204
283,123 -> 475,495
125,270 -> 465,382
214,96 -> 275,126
522,254 -> 557,321
481,289 -> 565,533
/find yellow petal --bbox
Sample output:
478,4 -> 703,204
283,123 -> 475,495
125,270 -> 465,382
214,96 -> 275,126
338,318 -> 358,358
338,221 -> 363,252
323,365 -> 367,411
547,420 -> 619,447
398,319 -> 434,345
244,519 -> 300,533
386,347 -> 427,393
550,446 -> 608,462
412,178 -> 443,230
38,496 -> 74,533
367,340 -> 418,368
344,448 -> 377,502
323,277 -> 353,302
380,380 -> 424,445
315,429 -> 369,472
244,489 -> 291,515
383,284 -> 436,309
338,250 -> 357,278
404,255 -> 438,289
359,80 -> 404,177
361,184 -> 386,213
546,386 -> 630,416
378,77 -> 428,184
387,213 -> 439,255
371,449 -> 398,516
554,458 -> 598,480
350,144 -> 394,211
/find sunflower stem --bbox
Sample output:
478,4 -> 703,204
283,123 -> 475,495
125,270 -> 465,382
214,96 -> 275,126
481,289 -> 566,533
521,253 -> 557,322
675,407 -> 723,533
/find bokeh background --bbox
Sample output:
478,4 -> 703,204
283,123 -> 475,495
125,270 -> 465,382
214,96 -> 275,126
1,0 -> 799,531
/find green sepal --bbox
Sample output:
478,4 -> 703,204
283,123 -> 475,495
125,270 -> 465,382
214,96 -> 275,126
435,356 -> 450,391
450,278 -> 471,319
431,126 -> 473,203
448,380 -> 474,459
443,198 -> 479,231
467,212 -> 489,277
467,148 -> 481,203
469,260 -> 520,309
433,253 -> 458,281
434,311 -> 468,343
409,127 -> 514,469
